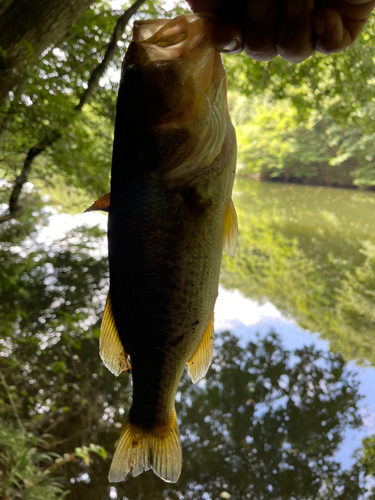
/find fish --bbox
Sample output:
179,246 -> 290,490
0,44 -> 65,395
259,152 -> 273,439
86,13 -> 238,484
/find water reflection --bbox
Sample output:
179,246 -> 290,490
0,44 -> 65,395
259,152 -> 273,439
178,332 -> 362,500
65,332 -> 373,500
1,182 -> 375,499
221,179 -> 375,367
60,332 -> 366,500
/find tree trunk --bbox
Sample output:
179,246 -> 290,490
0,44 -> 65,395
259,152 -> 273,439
0,0 -> 147,224
0,0 -> 95,107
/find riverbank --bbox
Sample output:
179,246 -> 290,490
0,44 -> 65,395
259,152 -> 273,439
236,162 -> 375,191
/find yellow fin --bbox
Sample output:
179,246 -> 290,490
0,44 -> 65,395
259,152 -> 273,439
85,193 -> 110,213
100,292 -> 131,377
109,410 -> 182,484
187,313 -> 214,383
223,197 -> 238,257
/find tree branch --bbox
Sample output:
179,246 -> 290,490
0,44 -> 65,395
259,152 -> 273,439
75,0 -> 146,111
0,0 -> 146,223
0,368 -> 25,436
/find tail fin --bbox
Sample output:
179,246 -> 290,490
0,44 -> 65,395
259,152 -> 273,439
108,409 -> 182,484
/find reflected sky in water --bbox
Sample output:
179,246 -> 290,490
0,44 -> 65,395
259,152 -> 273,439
215,285 -> 375,469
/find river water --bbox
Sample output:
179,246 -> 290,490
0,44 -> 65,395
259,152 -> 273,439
35,179 -> 375,499
108,179 -> 375,499
215,179 -> 375,494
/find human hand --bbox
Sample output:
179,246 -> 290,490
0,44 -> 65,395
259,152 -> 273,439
186,0 -> 375,62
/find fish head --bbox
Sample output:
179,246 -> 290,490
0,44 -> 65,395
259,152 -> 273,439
119,14 -> 229,185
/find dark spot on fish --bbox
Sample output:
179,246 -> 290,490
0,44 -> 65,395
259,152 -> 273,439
184,187 -> 212,212
191,320 -> 199,327
168,334 -> 184,347
132,439 -> 138,447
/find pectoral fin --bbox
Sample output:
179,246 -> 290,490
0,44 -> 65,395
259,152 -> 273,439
100,291 -> 131,376
223,197 -> 238,257
85,193 -> 110,213
187,312 -> 214,383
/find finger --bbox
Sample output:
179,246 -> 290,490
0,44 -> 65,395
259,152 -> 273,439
243,0 -> 278,61
337,0 -> 375,43
328,0 -> 375,20
185,0 -> 244,54
314,8 -> 351,53
276,0 -> 315,62
314,1 -> 375,54
212,21 -> 244,54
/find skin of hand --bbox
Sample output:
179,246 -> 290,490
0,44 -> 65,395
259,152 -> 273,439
186,0 -> 375,62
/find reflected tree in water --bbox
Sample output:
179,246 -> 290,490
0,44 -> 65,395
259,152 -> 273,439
175,333 -> 363,500
0,199 -> 374,499
221,179 -> 375,368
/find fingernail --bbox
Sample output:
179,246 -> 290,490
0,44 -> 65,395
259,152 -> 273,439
216,37 -> 242,54
313,16 -> 325,36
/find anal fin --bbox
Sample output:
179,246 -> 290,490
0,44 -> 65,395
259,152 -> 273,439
109,409 -> 182,484
85,193 -> 110,213
187,312 -> 214,383
100,291 -> 131,376
223,197 -> 238,257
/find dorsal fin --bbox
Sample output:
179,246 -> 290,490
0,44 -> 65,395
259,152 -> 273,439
100,291 -> 131,376
223,197 -> 238,257
85,193 -> 110,213
187,312 -> 214,383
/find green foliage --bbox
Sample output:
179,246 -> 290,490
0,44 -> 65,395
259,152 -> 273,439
0,421 -> 67,500
360,436 -> 375,475
333,239 -> 375,361
74,444 -> 108,466
230,91 -> 375,187
0,0 -> 190,213
224,12 -> 375,188
175,332 -> 366,500
224,13 -> 375,123
0,188 -> 131,497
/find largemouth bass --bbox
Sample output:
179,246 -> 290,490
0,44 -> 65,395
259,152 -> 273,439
87,13 -> 237,483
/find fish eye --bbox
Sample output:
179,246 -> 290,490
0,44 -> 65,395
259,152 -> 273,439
123,64 -> 143,88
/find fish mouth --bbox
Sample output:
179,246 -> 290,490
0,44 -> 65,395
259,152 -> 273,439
134,14 -> 225,101
133,14 -> 212,63
123,14 -> 226,118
